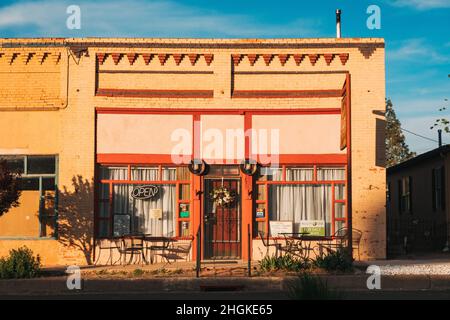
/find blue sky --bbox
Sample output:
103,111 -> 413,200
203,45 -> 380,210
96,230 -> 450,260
0,0 -> 449,154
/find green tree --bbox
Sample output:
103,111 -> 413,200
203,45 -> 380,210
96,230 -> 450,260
0,160 -> 21,217
386,99 -> 416,167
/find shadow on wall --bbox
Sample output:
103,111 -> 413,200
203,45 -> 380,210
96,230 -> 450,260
58,175 -> 94,265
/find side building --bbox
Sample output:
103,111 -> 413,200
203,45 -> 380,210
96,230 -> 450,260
387,145 -> 450,256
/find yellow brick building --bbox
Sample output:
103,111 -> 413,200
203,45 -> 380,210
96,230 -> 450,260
0,38 -> 386,265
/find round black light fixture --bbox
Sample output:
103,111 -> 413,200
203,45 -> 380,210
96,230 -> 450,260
188,159 -> 208,176
240,159 -> 258,176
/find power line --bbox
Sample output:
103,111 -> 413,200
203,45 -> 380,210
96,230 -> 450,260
400,127 -> 439,143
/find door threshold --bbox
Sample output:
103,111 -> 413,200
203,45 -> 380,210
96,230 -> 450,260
201,259 -> 241,264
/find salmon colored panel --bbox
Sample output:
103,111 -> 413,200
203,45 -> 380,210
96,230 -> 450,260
251,114 -> 344,155
200,115 -> 245,162
97,114 -> 193,155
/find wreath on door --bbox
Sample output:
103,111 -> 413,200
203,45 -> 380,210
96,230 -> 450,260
210,186 -> 236,207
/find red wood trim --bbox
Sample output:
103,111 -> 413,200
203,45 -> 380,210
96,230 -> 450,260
345,74 -> 353,255
258,180 -> 345,185
99,179 -> 190,184
331,183 -> 336,236
253,154 -> 347,164
96,88 -> 214,98
97,153 -> 347,165
193,114 -> 201,159
95,107 -> 341,115
232,90 -> 342,99
97,153 -> 191,164
244,112 -> 252,158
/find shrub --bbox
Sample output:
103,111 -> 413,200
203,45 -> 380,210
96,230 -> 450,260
259,254 -> 310,273
132,268 -> 145,277
0,246 -> 41,279
287,273 -> 343,300
314,248 -> 353,273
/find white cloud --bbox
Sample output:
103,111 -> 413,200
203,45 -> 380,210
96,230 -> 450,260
387,0 -> 450,10
0,0 -> 321,37
387,39 -> 449,63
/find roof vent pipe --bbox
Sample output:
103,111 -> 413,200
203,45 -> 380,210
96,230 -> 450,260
336,9 -> 342,38
438,129 -> 443,147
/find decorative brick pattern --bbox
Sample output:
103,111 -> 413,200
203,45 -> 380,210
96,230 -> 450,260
142,53 -> 153,65
96,53 -> 107,65
278,54 -> 289,66
247,54 -> 258,66
188,54 -> 199,66
339,53 -> 349,65
158,53 -> 168,65
172,54 -> 184,65
293,54 -> 304,65
126,53 -> 137,65
232,54 -> 242,66
324,53 -> 335,66
262,54 -> 273,66
358,45 -> 377,59
111,53 -> 122,65
308,54 -> 319,65
203,54 -> 214,66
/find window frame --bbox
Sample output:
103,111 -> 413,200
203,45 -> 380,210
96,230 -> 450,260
0,155 -> 58,240
96,164 -> 192,239
399,176 -> 412,214
432,167 -> 445,211
254,164 -> 347,239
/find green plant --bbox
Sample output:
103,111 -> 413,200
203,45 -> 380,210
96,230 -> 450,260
287,273 -> 343,300
314,248 -> 353,272
171,268 -> 183,274
259,254 -> 310,273
132,268 -> 145,277
0,246 -> 41,279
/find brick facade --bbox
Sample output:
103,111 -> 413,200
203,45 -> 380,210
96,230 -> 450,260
0,38 -> 386,264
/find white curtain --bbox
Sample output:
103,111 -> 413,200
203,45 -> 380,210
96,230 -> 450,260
101,167 -> 176,237
269,168 -> 344,235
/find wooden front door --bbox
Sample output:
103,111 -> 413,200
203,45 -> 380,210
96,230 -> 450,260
203,178 -> 241,259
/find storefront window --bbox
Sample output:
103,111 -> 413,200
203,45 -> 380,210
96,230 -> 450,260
97,165 -> 190,238
0,155 -> 58,238
255,165 -> 346,237
269,184 -> 332,235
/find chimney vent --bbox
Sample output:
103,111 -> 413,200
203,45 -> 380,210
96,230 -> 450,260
336,9 -> 342,38
438,129 -> 443,147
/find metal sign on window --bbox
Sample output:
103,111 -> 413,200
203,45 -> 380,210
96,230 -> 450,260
130,185 -> 159,200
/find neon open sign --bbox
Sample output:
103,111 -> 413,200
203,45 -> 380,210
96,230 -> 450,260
130,185 -> 159,200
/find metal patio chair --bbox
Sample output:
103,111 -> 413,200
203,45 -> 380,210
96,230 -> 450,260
163,236 -> 194,264
259,231 -> 281,257
94,238 -> 121,265
114,235 -> 146,265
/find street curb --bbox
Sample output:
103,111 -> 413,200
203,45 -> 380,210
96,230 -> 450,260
0,275 -> 450,295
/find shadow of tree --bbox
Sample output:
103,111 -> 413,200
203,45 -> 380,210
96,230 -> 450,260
58,175 -> 94,265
